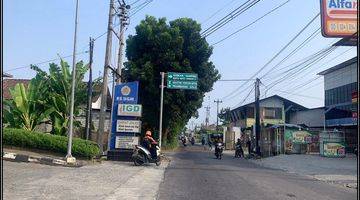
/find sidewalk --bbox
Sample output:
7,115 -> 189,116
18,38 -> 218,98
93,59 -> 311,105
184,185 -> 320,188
244,153 -> 357,189
4,158 -> 169,199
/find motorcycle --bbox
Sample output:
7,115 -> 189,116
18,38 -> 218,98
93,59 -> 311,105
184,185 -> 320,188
215,143 -> 224,159
235,144 -> 243,158
182,138 -> 187,146
132,144 -> 161,166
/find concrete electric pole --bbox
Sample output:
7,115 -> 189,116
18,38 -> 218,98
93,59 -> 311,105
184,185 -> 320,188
66,0 -> 79,163
214,99 -> 223,131
116,1 -> 130,84
97,0 -> 115,153
254,78 -> 261,156
85,37 -> 94,140
205,105 -> 210,128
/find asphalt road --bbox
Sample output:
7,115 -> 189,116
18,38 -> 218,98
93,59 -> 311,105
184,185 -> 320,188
157,144 -> 357,200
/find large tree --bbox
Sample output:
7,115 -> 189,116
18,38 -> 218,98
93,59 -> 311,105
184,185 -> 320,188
124,16 -> 220,146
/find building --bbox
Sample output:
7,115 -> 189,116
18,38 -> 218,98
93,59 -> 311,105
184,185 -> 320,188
228,95 -> 307,130
318,56 -> 358,151
227,95 -> 308,154
289,107 -> 325,130
2,72 -> 13,78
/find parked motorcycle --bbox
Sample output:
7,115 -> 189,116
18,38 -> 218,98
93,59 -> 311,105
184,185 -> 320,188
215,143 -> 224,159
132,144 -> 161,166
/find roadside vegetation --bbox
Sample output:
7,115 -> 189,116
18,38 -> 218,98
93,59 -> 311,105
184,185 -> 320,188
3,128 -> 100,159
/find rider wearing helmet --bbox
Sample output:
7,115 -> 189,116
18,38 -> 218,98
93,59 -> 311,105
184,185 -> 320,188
143,130 -> 158,159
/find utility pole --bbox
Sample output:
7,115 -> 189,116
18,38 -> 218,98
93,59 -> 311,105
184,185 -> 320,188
116,1 -> 130,84
66,0 -> 79,163
254,78 -> 261,156
214,99 -> 223,131
97,0 -> 115,153
85,37 -> 94,140
205,105 -> 210,128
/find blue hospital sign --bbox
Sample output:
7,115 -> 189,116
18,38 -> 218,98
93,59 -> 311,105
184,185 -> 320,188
110,81 -> 140,150
114,82 -> 139,104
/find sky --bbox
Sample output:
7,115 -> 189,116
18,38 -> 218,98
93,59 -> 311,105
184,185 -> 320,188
3,0 -> 357,129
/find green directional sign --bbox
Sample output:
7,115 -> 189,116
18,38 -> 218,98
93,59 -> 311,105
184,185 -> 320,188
167,72 -> 198,90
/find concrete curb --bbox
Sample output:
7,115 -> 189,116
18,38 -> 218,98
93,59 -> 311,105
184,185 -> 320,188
2,152 -> 80,167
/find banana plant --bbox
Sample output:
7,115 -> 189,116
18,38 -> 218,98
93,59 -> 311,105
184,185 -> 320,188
3,79 -> 54,131
31,59 -> 89,136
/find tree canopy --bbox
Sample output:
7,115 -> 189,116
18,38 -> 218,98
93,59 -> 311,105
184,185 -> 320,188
124,16 -> 220,146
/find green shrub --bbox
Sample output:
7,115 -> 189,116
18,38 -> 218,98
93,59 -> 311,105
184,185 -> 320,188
3,128 -> 100,159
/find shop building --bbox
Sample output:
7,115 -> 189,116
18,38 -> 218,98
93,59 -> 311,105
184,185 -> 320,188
318,56 -> 358,152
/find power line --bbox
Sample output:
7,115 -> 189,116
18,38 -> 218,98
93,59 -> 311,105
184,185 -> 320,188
4,51 -> 88,72
201,0 -> 261,38
130,0 -> 153,17
263,46 -> 337,94
231,86 -> 254,109
274,89 -> 323,101
279,46 -> 354,91
260,27 -> 321,79
201,0 -> 238,25
212,0 -> 291,46
219,12 -> 320,101
256,13 -> 320,79
130,0 -> 142,6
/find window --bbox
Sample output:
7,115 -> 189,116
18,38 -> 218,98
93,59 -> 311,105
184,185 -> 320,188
264,108 -> 276,119
262,107 -> 282,119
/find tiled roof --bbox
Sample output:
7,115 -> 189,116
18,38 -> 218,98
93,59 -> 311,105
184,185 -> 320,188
2,79 -> 31,99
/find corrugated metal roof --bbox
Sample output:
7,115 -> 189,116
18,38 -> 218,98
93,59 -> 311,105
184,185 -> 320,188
318,57 -> 357,75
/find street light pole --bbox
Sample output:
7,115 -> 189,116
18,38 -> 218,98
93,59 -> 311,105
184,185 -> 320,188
66,0 -> 79,163
159,72 -> 165,148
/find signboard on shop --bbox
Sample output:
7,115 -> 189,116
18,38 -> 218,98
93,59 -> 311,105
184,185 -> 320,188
320,0 -> 358,37
352,91 -> 358,103
323,142 -> 346,157
118,104 -> 142,117
116,120 -> 142,133
115,136 -> 139,149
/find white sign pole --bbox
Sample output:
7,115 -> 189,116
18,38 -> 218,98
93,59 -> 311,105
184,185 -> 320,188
159,72 -> 165,148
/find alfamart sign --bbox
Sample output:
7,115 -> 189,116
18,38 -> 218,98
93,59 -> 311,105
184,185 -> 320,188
320,0 -> 358,37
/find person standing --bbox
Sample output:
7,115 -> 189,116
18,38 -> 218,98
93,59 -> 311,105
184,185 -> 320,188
246,137 -> 252,158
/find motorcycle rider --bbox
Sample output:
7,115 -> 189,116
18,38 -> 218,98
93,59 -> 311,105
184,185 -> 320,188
142,130 -> 158,159
235,138 -> 244,158
214,138 -> 224,158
